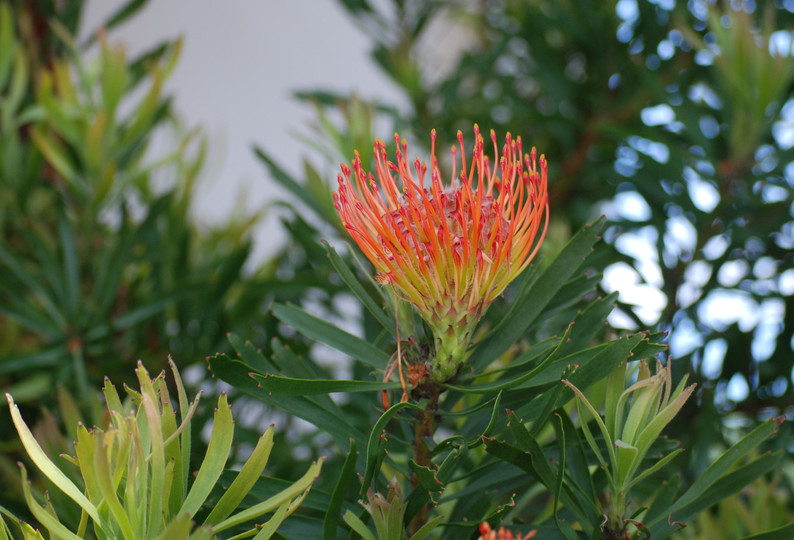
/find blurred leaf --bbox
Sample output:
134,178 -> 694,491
249,372 -> 401,396
361,401 -> 422,495
209,351 -> 367,447
470,216 -> 607,369
323,241 -> 397,337
322,439 -> 358,540
272,302 -> 390,369
738,523 -> 794,540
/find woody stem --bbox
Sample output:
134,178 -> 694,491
408,383 -> 440,535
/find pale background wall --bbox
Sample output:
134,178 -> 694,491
82,0 -> 408,263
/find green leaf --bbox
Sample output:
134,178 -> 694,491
323,241 -> 396,336
252,490 -> 310,540
625,448 -> 684,491
7,395 -> 103,527
74,424 -> 102,505
653,417 -> 782,526
213,460 -> 323,533
604,360 -> 627,442
204,426 -> 275,526
554,410 -> 598,508
407,514 -> 444,540
651,452 -> 782,539
0,346 -> 68,375
272,302 -> 390,369
343,510 -> 377,540
169,359 -> 192,511
210,353 -> 366,447
555,334 -> 645,398
551,413 -> 567,532
633,381 -> 696,460
467,390 -> 502,448
483,436 -> 592,529
226,333 -> 275,374
100,41 -> 129,117
738,523 -> 794,540
0,3 -> 16,90
452,295 -> 627,395
563,380 -> 616,480
323,439 -> 359,540
142,391 -> 167,535
56,210 -> 81,325
111,290 -> 190,330
18,465 -> 84,540
0,244 -> 67,332
30,127 -> 80,191
446,323 -> 575,395
469,216 -> 606,368
179,393 -> 234,517
254,146 -> 331,221
249,372 -> 401,396
409,461 -> 444,493
644,474 -> 681,524
94,429 -> 135,540
101,0 -> 149,33
153,513 -> 193,540
361,401 -> 423,495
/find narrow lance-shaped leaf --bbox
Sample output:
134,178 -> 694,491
73,424 -> 102,505
169,359 -> 194,505
7,395 -> 103,527
343,511 -> 377,540
562,381 -> 617,488
212,459 -> 323,533
178,393 -> 235,517
624,448 -> 685,491
272,302 -> 390,369
203,426 -> 276,526
470,216 -> 607,369
18,465 -> 84,540
93,432 -> 135,540
323,241 -> 396,336
249,372 -> 401,396
323,439 -> 359,540
252,489 -> 311,540
620,376 -> 663,447
653,417 -> 784,525
633,379 -> 696,461
141,392 -> 166,536
361,402 -> 423,495
612,376 -> 658,444
604,360 -> 627,441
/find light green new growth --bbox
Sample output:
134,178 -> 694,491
6,359 -> 322,540
563,359 -> 696,536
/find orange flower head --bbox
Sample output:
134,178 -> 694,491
334,126 -> 548,381
478,522 -> 537,540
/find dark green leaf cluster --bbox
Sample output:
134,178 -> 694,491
211,214 -> 786,538
0,0 -> 275,520
317,0 -> 794,416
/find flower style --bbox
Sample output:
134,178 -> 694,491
478,522 -> 537,540
334,126 -> 548,382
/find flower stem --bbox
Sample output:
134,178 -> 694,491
408,383 -> 440,535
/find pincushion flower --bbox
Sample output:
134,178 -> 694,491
478,522 -> 537,540
334,125 -> 548,382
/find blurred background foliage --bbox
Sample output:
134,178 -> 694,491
313,0 -> 794,420
0,0 -> 312,520
1,0 -> 793,538
277,0 -> 794,534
